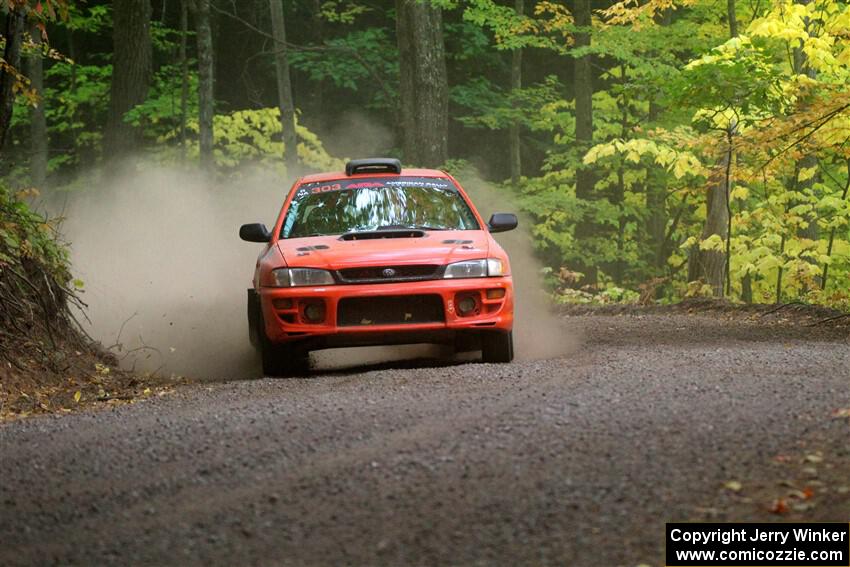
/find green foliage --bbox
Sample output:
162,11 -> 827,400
125,65 -> 198,139
0,185 -> 70,283
317,1 -> 371,24
63,3 -> 110,33
42,62 -> 112,170
157,108 -> 344,175
452,75 -> 563,131
444,21 -> 493,62
673,36 -> 787,127
554,285 -> 641,305
288,28 -> 398,109
3,0 -> 849,313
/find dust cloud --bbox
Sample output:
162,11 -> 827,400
458,171 -> 578,361
58,163 -> 281,379
57,162 -> 573,380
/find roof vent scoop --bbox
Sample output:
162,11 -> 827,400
345,158 -> 402,176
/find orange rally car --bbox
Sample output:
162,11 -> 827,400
240,158 -> 518,376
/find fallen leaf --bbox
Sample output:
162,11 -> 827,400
832,408 -> 850,419
723,480 -> 743,492
788,489 -> 811,500
143,387 -> 151,396
804,453 -> 823,464
73,391 -> 81,403
769,499 -> 789,514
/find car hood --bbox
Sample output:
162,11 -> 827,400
276,230 -> 491,269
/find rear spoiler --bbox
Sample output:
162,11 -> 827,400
345,158 -> 402,176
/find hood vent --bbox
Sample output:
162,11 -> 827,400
340,230 -> 425,241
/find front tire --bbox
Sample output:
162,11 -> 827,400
260,341 -> 309,377
481,331 -> 514,363
255,303 -> 309,377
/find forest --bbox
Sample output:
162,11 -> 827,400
1,0 -> 849,309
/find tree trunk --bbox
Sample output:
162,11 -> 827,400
308,0 -> 325,131
0,8 -> 26,152
612,65 -> 629,285
105,0 -> 152,158
194,0 -> 215,170
727,0 -> 738,38
179,0 -> 189,157
646,10 -> 672,280
821,159 -> 850,290
269,0 -> 298,169
688,8 -> 737,297
396,0 -> 448,167
793,152 -> 819,282
573,0 -> 593,196
646,102 -> 667,275
791,10 -> 819,291
572,0 -> 597,285
687,147 -> 730,297
396,2 -> 416,161
27,23 -> 48,186
741,272 -> 753,303
509,0 -> 523,185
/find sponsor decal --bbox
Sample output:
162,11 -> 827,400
294,177 -> 457,203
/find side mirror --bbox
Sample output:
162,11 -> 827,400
487,213 -> 518,233
239,223 -> 271,243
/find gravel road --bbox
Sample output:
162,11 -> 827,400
2,313 -> 849,566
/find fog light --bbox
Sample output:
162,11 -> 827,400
273,298 -> 293,310
457,295 -> 478,316
303,302 -> 325,323
486,288 -> 506,300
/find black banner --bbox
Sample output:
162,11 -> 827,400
666,523 -> 850,566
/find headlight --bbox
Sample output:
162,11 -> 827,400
444,258 -> 505,279
486,258 -> 505,276
270,268 -> 335,287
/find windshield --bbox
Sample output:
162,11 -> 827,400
281,176 -> 480,238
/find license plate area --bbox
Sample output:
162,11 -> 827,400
337,295 -> 445,327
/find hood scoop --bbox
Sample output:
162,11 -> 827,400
340,229 -> 425,241
296,244 -> 330,251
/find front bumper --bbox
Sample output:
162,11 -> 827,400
259,277 -> 513,349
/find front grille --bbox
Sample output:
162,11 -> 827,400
337,295 -> 445,327
337,264 -> 440,284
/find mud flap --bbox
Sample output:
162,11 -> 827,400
247,288 -> 261,348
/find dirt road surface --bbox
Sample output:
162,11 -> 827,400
2,312 -> 849,566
